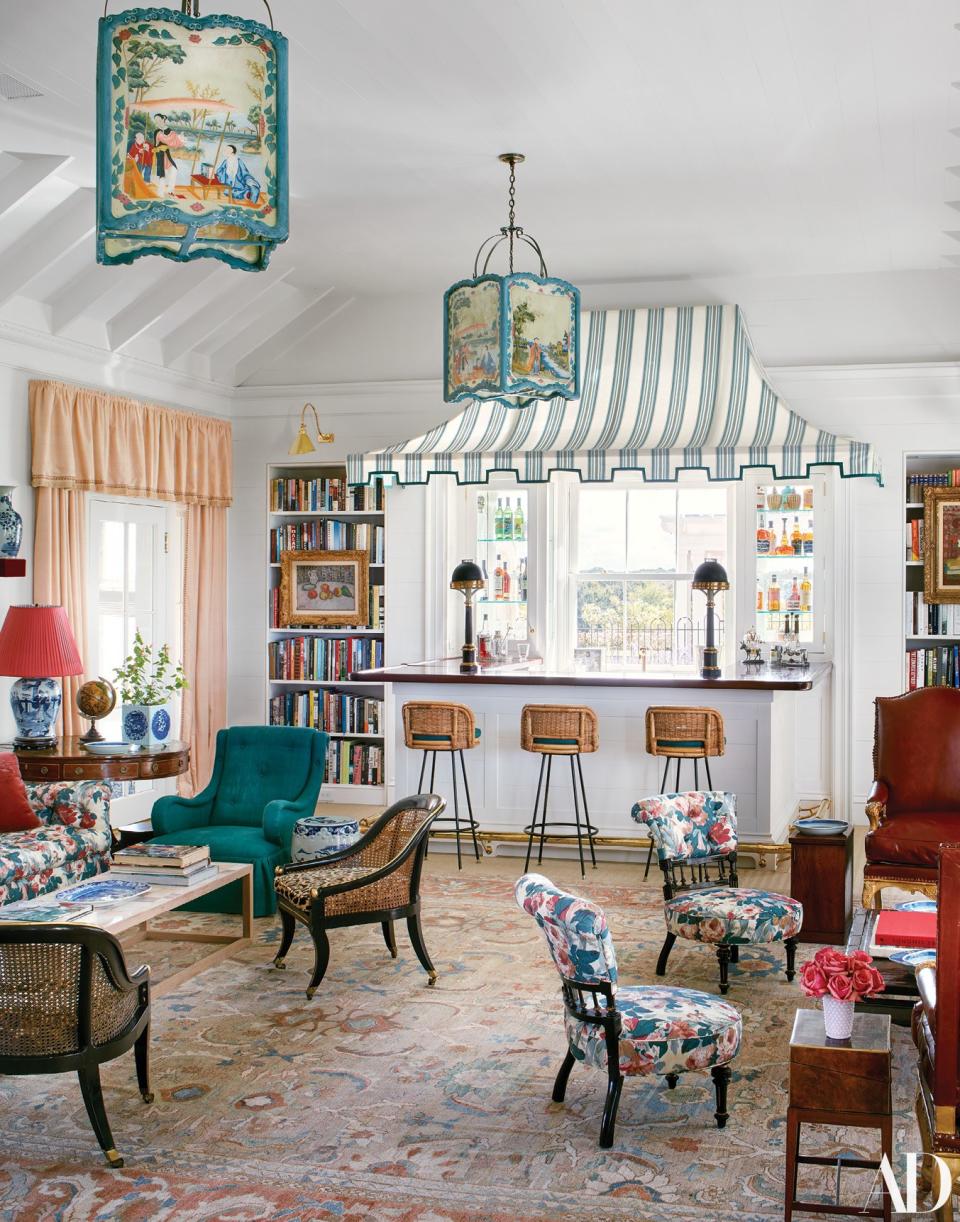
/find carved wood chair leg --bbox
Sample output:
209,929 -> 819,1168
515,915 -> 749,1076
78,1064 -> 123,1167
599,1071 -> 623,1148
711,1064 -> 731,1128
273,906 -> 296,968
729,945 -> 740,963
716,944 -> 732,994
306,925 -> 331,999
134,1023 -> 153,1104
785,937 -> 798,982
407,910 -> 437,985
552,1049 -> 576,1102
656,932 -> 677,977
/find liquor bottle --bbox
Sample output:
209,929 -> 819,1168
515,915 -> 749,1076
803,486 -> 814,510
481,559 -> 489,586
791,516 -> 802,555
767,574 -> 781,612
492,629 -> 503,660
513,498 -> 525,540
786,576 -> 801,611
519,557 -> 527,602
802,522 -> 814,555
756,581 -> 764,611
502,560 -> 511,599
477,493 -> 487,541
775,518 -> 792,555
478,614 -> 491,664
793,613 -> 801,637
494,498 -> 504,540
494,554 -> 504,599
756,518 -> 770,555
800,566 -> 811,612
503,498 -> 513,540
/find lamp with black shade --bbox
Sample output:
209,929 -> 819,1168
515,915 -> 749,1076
692,559 -> 730,680
450,560 -> 485,674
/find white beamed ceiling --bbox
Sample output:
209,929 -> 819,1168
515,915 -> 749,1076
2,1 -> 960,389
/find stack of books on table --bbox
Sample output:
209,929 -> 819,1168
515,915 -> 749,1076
112,844 -> 217,886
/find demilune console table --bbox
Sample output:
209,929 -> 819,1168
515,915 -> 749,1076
11,737 -> 189,784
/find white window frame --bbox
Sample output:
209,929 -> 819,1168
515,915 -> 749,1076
86,495 -> 184,822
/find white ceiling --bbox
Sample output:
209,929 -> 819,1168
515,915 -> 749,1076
1,0 -> 960,388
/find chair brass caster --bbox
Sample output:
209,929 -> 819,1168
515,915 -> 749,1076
305,986 -> 316,999
427,971 -> 438,988
140,1091 -> 154,1104
273,956 -> 286,970
105,1148 -> 124,1168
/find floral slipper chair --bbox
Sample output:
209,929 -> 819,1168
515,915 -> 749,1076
632,791 -> 803,994
515,873 -> 742,1147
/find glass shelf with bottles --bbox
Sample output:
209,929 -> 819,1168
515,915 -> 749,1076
754,483 -> 816,644
473,490 -> 529,655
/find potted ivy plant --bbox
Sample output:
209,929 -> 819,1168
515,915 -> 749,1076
114,630 -> 187,748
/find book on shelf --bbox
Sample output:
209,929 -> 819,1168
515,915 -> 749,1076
907,519 -> 923,561
906,644 -> 960,690
269,476 -> 384,513
268,635 -> 384,682
905,591 -> 960,637
325,739 -> 383,786
270,521 -> 385,564
907,471 -> 960,502
0,901 -> 94,923
269,689 -> 383,734
111,863 -> 219,887
269,584 -> 384,631
113,844 -> 210,869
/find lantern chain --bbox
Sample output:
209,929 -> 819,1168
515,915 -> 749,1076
507,157 -> 516,274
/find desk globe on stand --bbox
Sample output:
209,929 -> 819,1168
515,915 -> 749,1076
76,678 -> 117,743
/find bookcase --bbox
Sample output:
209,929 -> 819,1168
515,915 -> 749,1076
904,456 -> 960,690
266,462 -> 389,804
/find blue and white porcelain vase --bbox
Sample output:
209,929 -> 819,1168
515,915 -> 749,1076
291,815 -> 362,862
10,677 -> 62,748
122,701 -> 174,748
0,494 -> 22,558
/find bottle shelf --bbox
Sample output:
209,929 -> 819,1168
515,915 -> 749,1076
756,553 -> 814,561
478,536 -> 527,544
755,609 -> 812,616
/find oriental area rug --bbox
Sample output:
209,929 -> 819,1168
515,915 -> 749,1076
0,872 -> 920,1221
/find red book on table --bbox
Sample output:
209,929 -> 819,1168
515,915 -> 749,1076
874,911 -> 937,949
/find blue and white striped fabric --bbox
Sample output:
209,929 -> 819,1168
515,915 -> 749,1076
347,305 -> 881,487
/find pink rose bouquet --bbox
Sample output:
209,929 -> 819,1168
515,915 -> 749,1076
799,947 -> 885,1001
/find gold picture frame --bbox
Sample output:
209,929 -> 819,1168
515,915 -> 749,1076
279,550 -> 369,627
923,487 -> 960,604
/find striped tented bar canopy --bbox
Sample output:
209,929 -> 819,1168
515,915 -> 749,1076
347,305 -> 881,487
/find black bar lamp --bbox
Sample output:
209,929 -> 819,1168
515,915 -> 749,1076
450,559 -> 485,674
692,558 -> 730,679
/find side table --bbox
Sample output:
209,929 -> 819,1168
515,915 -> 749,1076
789,824 -> 853,945
13,737 -> 189,784
785,1008 -> 892,1221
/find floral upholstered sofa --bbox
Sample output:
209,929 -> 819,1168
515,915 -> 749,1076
0,781 -> 112,905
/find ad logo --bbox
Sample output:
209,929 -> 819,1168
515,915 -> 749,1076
873,1153 -> 952,1215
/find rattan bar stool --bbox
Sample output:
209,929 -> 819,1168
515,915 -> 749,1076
402,701 -> 482,869
643,706 -> 725,878
521,704 -> 600,879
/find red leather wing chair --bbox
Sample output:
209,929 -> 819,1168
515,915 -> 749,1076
912,843 -> 960,1216
862,688 -> 960,908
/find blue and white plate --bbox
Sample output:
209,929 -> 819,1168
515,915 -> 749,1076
794,819 -> 849,836
895,899 -> 938,914
58,879 -> 151,905
889,948 -> 937,969
79,741 -> 141,756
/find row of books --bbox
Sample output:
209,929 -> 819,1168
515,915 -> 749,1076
269,522 -> 385,564
325,740 -> 383,786
905,591 -> 960,637
268,690 -> 383,734
907,519 -> 925,562
906,646 -> 960,690
112,843 -> 217,886
269,585 -> 384,630
270,477 -> 384,513
906,472 -> 960,501
268,635 -> 385,681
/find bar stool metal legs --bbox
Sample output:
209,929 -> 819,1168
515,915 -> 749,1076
404,701 -> 482,871
416,747 -> 481,868
522,748 -> 599,880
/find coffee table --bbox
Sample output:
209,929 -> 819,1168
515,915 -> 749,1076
845,907 -> 919,1027
9,864 -> 253,997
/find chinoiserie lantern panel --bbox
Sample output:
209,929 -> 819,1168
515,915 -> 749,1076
96,6 -> 288,272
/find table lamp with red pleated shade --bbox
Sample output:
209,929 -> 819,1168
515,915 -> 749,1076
0,605 -> 84,749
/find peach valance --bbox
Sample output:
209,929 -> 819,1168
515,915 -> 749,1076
30,380 -> 232,508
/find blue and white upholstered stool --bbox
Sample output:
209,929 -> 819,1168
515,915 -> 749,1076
291,814 -> 361,863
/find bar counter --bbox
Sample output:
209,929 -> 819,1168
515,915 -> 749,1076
353,658 -> 830,691
359,658 -> 832,851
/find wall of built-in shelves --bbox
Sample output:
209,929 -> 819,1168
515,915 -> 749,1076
266,463 -> 389,803
904,457 -> 960,690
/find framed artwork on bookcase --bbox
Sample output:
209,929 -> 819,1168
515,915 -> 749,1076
279,549 -> 369,627
923,487 -> 960,604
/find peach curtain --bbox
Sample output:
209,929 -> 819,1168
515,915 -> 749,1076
29,380 -> 232,792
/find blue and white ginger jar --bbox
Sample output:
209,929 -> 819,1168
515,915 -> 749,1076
0,494 -> 22,558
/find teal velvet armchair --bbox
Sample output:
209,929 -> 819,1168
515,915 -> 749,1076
150,726 -> 328,917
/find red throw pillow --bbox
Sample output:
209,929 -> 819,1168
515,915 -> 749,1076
0,754 -> 41,832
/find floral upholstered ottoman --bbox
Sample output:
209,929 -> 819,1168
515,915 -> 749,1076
0,781 -> 112,905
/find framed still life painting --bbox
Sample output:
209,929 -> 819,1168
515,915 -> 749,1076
279,550 -> 369,628
923,487 -> 960,604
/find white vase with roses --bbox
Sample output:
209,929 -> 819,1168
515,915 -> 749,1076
799,947 -> 886,1040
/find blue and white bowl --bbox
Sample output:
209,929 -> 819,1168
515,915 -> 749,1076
292,815 -> 361,863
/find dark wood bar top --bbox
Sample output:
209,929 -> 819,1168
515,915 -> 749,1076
352,658 -> 831,691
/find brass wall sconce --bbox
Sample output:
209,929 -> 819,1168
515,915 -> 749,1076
289,403 -> 335,455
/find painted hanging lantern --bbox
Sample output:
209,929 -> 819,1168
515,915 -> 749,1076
444,154 -> 579,409
96,4 -> 288,271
